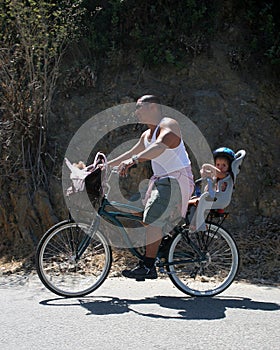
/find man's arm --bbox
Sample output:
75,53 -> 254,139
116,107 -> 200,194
107,131 -> 146,167
117,118 -> 182,176
136,118 -> 181,162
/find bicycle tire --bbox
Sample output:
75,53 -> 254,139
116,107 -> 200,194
36,221 -> 112,297
167,223 -> 239,297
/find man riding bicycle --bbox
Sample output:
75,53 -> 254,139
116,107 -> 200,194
107,95 -> 194,280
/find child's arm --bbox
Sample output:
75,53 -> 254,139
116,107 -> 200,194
188,197 -> 200,206
200,163 -> 220,178
200,163 -> 230,180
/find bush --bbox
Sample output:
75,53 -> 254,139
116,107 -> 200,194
238,0 -> 280,65
0,0 -> 84,190
0,0 -> 84,254
82,0 -> 213,65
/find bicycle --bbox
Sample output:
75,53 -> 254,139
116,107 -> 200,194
36,153 -> 243,298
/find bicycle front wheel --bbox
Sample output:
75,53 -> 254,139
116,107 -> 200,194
36,222 -> 112,297
167,223 -> 239,297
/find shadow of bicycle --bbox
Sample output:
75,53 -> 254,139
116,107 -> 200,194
40,295 -> 280,320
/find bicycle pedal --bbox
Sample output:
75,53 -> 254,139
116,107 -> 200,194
136,277 -> 145,282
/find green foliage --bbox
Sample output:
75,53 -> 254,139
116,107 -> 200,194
241,0 -> 280,65
79,1 -> 280,68
81,0 -> 213,65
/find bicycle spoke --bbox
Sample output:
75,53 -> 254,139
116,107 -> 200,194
36,222 -> 112,297
167,224 -> 239,297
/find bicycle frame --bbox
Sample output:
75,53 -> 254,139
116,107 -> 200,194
70,161 -> 227,266
69,161 -> 232,270
71,191 -> 232,276
96,196 -> 207,268
97,196 -> 146,260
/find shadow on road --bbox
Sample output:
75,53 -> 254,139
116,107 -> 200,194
40,295 -> 280,320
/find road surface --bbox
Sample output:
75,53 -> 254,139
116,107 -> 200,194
0,273 -> 279,350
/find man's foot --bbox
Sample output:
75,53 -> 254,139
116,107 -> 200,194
122,262 -> 158,281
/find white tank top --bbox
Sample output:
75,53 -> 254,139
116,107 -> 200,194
144,119 -> 191,176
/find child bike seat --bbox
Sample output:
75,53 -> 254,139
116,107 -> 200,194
192,149 -> 246,231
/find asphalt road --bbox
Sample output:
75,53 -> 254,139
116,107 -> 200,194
0,273 -> 279,350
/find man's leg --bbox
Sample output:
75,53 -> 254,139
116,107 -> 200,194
121,210 -> 162,279
145,225 -> 162,258
122,178 -> 170,280
121,225 -> 161,280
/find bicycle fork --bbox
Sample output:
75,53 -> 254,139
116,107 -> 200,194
75,215 -> 101,261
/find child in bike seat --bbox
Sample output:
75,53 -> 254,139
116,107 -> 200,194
189,147 -> 235,207
188,147 -> 246,231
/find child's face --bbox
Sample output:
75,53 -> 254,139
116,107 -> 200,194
215,157 -> 230,177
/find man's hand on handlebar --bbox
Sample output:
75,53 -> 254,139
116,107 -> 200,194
97,158 -> 136,177
117,159 -> 135,177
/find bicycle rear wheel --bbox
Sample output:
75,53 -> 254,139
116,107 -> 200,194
167,223 -> 239,297
36,222 -> 112,297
